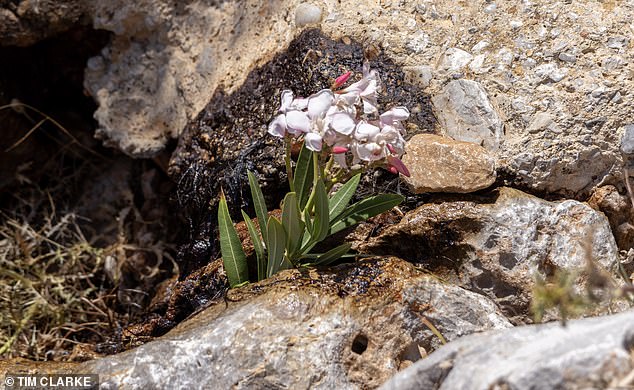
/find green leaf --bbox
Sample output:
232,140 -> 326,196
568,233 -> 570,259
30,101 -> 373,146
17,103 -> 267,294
330,194 -> 404,236
266,217 -> 286,277
248,170 -> 268,246
241,210 -> 266,281
218,192 -> 249,287
281,192 -> 304,257
294,144 -> 314,210
328,174 -> 361,222
312,179 -> 330,242
313,243 -> 352,265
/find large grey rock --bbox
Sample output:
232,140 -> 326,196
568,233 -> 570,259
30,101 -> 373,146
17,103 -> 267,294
381,309 -> 634,390
83,258 -> 510,389
402,134 -> 496,194
360,187 -> 620,321
0,258 -> 510,389
431,80 -> 504,151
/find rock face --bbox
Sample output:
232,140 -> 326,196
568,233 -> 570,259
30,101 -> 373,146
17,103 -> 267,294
402,134 -> 496,194
380,309 -> 634,390
77,0 -> 632,199
0,258 -> 511,389
431,80 -> 504,151
588,185 -> 634,250
360,187 -> 620,322
0,1 -> 86,46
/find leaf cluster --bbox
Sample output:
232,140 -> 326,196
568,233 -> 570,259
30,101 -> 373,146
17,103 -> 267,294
218,144 -> 403,287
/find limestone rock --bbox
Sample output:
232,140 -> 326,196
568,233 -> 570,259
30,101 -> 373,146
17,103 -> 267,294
402,134 -> 496,194
381,309 -> 634,390
0,258 -> 511,389
360,187 -> 620,321
431,80 -> 504,151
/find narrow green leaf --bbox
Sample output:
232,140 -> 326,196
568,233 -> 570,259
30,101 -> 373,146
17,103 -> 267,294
313,243 -> 352,265
329,194 -> 404,236
279,256 -> 294,271
281,192 -> 305,257
248,170 -> 268,246
312,179 -> 330,242
266,217 -> 286,277
241,210 -> 266,281
218,192 -> 249,287
294,144 -> 314,210
328,173 -> 361,222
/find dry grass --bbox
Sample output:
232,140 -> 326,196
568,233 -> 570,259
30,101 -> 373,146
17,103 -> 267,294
0,197 -> 114,360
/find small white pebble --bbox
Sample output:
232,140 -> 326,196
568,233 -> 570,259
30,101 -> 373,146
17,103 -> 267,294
295,3 -> 322,27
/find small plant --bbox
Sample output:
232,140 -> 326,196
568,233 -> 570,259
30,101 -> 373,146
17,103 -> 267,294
219,63 -> 411,287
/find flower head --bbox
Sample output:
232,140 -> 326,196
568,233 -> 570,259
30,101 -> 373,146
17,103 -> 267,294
268,63 -> 411,176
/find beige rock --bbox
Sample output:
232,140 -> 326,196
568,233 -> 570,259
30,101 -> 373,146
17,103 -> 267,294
402,134 -> 496,194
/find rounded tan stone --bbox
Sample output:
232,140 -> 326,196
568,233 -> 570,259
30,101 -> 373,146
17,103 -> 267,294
402,134 -> 496,194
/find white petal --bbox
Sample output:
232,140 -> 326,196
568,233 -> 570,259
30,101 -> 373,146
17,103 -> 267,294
355,122 -> 380,141
286,110 -> 311,133
334,152 -> 348,169
280,90 -> 294,111
307,89 -> 335,118
304,132 -> 323,151
380,107 -> 410,124
330,112 -> 356,135
268,114 -> 287,137
291,97 -> 308,110
362,97 -> 379,114
353,142 -> 382,161
323,128 -> 337,146
360,79 -> 378,97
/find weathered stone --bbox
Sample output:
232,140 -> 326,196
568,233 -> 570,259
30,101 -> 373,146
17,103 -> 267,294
359,187 -> 620,322
381,309 -> 634,390
68,0 -> 633,200
431,80 -> 504,151
587,185 -> 634,250
436,47 -> 473,74
0,1 -> 86,47
620,124 -> 634,155
0,258 -> 511,389
402,134 -> 496,194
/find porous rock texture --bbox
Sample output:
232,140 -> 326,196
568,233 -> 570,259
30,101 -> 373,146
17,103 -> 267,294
76,0 -> 632,200
0,258 -> 511,389
359,187 -> 621,323
381,309 -> 634,390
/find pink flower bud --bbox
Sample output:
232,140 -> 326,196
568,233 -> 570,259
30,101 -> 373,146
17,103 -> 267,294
332,71 -> 352,89
386,143 -> 397,155
388,166 -> 398,174
332,146 -> 349,154
387,155 -> 411,177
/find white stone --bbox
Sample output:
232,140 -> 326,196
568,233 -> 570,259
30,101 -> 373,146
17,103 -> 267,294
295,3 -> 323,26
437,47 -> 473,73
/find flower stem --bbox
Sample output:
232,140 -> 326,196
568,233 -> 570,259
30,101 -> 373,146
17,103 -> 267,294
285,136 -> 295,192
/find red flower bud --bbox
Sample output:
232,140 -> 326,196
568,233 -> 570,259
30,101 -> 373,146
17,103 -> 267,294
332,146 -> 349,154
332,71 -> 352,89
